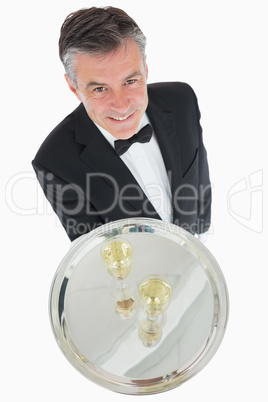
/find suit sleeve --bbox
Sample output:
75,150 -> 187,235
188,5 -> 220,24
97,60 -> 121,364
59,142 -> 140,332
32,160 -> 105,241
194,91 -> 212,234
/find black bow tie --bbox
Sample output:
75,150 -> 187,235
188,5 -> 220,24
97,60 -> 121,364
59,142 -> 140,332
114,124 -> 153,156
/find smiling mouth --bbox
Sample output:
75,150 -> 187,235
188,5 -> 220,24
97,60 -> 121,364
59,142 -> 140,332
109,112 -> 134,122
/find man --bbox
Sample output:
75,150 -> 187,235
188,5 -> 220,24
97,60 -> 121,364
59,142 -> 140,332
32,6 -> 211,241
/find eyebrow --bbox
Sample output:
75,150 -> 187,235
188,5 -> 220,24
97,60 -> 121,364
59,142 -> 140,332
85,71 -> 143,90
86,81 -> 106,90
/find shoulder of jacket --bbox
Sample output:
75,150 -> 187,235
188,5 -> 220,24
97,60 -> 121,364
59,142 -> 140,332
147,82 -> 197,111
33,104 -> 83,163
148,81 -> 194,95
147,82 -> 196,104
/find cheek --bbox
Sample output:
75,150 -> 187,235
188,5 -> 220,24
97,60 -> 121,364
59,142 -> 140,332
139,90 -> 148,110
85,98 -> 107,118
132,87 -> 148,106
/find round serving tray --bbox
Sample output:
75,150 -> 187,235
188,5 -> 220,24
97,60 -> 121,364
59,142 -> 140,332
49,218 -> 229,395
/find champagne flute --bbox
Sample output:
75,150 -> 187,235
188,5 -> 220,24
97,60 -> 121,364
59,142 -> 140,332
101,237 -> 136,319
138,275 -> 172,347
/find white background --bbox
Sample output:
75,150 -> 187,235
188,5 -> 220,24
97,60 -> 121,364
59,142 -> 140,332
2,0 -> 267,400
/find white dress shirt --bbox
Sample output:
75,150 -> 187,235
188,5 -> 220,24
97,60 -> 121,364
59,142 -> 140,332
95,114 -> 173,222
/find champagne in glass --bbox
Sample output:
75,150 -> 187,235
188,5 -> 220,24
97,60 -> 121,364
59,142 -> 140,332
101,238 -> 133,280
139,275 -> 172,317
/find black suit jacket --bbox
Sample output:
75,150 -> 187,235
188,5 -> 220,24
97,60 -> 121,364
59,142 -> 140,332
32,82 -> 211,241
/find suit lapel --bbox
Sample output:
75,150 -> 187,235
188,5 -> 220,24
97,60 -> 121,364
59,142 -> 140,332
146,93 -> 183,222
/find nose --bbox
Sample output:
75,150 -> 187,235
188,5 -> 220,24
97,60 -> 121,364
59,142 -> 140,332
109,89 -> 130,114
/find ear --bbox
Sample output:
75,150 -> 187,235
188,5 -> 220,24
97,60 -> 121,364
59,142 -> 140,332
144,56 -> 148,80
64,74 -> 82,101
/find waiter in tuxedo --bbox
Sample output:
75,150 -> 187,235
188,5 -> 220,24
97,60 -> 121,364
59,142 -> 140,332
32,6 -> 211,241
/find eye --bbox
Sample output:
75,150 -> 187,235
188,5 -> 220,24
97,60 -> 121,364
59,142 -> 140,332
125,79 -> 137,85
93,87 -> 106,93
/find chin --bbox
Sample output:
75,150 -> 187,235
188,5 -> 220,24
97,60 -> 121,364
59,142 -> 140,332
113,130 -> 137,140
108,124 -> 138,140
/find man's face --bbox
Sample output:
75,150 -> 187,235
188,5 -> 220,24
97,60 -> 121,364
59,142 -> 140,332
65,41 -> 149,139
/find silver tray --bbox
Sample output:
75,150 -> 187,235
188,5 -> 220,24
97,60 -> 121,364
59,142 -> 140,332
49,218 -> 229,395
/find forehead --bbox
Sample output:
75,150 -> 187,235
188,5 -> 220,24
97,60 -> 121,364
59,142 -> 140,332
74,41 -> 145,83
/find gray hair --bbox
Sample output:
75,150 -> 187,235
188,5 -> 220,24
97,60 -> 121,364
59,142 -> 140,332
59,7 -> 147,88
